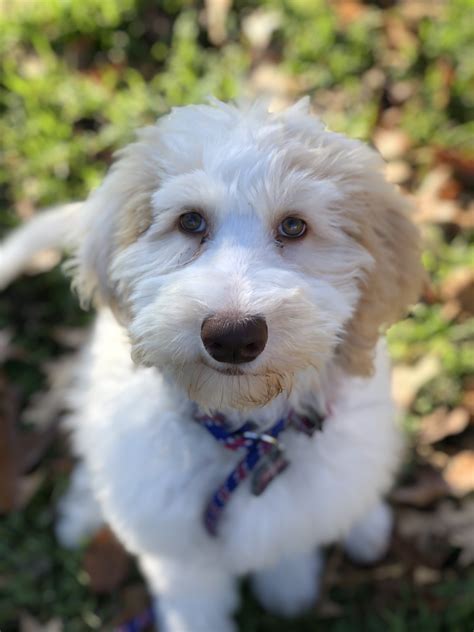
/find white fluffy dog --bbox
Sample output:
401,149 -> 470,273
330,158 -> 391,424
0,98 -> 423,631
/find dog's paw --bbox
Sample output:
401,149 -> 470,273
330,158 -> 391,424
343,501 -> 393,564
251,550 -> 322,618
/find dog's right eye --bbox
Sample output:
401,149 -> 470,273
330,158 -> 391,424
179,211 -> 207,234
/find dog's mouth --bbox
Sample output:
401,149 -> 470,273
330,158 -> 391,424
201,359 -> 245,376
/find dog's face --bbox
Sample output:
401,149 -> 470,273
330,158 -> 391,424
74,99 -> 422,410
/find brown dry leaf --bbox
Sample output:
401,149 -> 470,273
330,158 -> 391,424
392,467 -> 450,507
22,353 -> 77,429
440,267 -> 474,315
52,326 -> 90,349
0,373 -> 19,513
0,371 -> 58,512
388,80 -> 416,105
454,206 -> 474,230
242,9 -> 281,51
20,614 -> 63,632
436,147 -> 474,187
398,0 -> 444,23
19,423 -> 58,472
316,598 -> 344,618
373,128 -> 412,161
333,0 -> 366,25
17,470 -> 46,510
418,407 -> 470,445
461,387 -> 474,417
0,328 -> 13,362
204,0 -> 232,45
83,526 -> 131,593
384,160 -> 412,185
396,509 -> 448,566
399,498 -> 474,566
437,499 -> 474,565
440,299 -> 462,322
443,450 -> 474,496
248,63 -> 306,109
414,165 -> 459,224
391,355 -> 441,410
438,177 -> 462,201
418,445 -> 450,469
413,565 -> 441,585
384,15 -> 418,52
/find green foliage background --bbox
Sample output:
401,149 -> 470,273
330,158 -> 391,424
0,1 -> 473,630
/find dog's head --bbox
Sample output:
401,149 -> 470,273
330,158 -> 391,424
72,98 -> 423,410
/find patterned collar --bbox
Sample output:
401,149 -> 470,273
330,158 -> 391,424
195,407 -> 326,536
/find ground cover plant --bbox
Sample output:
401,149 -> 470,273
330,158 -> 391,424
0,1 -> 473,630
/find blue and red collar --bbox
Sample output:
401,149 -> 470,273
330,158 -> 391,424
195,407 -> 326,536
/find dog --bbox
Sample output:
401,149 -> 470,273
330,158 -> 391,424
0,98 -> 423,631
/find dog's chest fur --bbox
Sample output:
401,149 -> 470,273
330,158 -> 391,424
68,309 -> 402,575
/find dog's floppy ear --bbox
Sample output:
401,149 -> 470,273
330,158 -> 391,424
336,186 -> 424,376
71,126 -> 163,312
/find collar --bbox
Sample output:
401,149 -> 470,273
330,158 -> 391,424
195,407 -> 325,536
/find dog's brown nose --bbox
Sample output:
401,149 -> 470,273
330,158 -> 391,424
201,315 -> 268,364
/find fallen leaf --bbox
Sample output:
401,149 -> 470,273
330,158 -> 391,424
384,160 -> 412,185
440,267 -> 474,315
438,499 -> 474,565
333,0 -> 366,25
443,450 -> 474,496
399,499 -> 474,567
414,165 -> 460,224
440,299 -> 462,322
242,9 -> 281,51
392,466 -> 450,507
461,387 -> 474,416
52,326 -> 90,349
0,373 -> 19,513
398,0 -> 444,23
0,328 -> 14,362
204,0 -> 232,45
436,148 -> 474,188
417,445 -> 450,469
418,407 -> 470,445
316,598 -> 344,618
388,80 -> 416,105
22,354 -> 78,429
19,423 -> 58,473
17,471 -> 45,510
438,177 -> 462,201
83,526 -> 130,593
413,565 -> 441,585
20,614 -> 63,632
384,15 -> 418,53
248,63 -> 306,108
373,128 -> 412,161
392,355 -> 441,410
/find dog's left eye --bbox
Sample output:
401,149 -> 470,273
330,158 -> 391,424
179,211 -> 207,234
278,217 -> 307,239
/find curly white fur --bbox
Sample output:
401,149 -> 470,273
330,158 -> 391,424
0,98 -> 423,631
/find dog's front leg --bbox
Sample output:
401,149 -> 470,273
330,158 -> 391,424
251,549 -> 323,617
140,554 -> 238,632
343,500 -> 393,564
